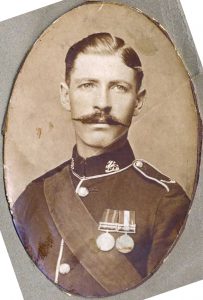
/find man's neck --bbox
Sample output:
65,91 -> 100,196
76,135 -> 128,159
71,137 -> 135,178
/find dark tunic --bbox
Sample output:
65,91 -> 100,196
13,141 -> 190,297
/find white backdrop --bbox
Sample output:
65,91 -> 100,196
0,1 -> 202,300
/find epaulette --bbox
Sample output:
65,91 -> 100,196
132,159 -> 176,192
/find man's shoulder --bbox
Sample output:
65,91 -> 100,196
33,159 -> 71,184
130,159 -> 189,198
13,160 -> 71,211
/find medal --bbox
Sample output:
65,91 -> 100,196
116,233 -> 134,253
96,209 -> 136,253
96,232 -> 115,251
116,210 -> 136,253
96,209 -> 118,252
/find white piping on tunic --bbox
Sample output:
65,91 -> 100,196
72,160 -> 172,193
160,179 -> 176,184
72,163 -> 132,182
137,159 -> 176,183
54,239 -> 64,283
133,162 -> 170,192
75,178 -> 85,194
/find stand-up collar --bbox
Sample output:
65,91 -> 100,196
71,140 -> 135,177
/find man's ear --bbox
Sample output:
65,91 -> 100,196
133,89 -> 146,116
60,82 -> 71,111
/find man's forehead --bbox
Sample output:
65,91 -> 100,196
70,53 -> 136,83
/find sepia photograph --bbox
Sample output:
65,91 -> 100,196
3,1 -> 201,298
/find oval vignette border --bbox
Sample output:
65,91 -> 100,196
2,1 -> 202,299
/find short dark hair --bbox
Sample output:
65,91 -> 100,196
65,32 -> 144,92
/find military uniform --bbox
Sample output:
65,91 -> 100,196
13,141 -> 190,297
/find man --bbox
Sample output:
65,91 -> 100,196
13,33 -> 190,297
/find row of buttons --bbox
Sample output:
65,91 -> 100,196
59,161 -> 144,275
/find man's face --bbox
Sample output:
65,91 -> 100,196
63,53 -> 142,151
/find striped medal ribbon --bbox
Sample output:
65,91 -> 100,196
116,210 -> 136,253
96,209 -> 118,252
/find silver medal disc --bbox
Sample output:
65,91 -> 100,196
116,234 -> 134,253
96,232 -> 115,252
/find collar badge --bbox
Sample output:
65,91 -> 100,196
105,160 -> 120,173
71,158 -> 74,170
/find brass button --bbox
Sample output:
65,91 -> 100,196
135,160 -> 143,168
78,186 -> 89,197
59,263 -> 70,275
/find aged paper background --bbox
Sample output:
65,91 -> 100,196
4,2 -> 199,204
1,1 -> 202,300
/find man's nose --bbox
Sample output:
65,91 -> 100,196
93,86 -> 112,112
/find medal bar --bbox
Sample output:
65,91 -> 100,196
117,210 -> 136,233
98,209 -> 118,232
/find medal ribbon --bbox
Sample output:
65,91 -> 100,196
98,209 -> 118,232
118,210 -> 136,233
98,209 -> 136,233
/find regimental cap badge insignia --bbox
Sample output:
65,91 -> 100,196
105,160 -> 120,173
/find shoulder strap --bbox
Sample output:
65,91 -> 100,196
132,159 -> 176,192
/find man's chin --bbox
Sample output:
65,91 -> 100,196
85,138 -> 115,149
78,130 -> 128,149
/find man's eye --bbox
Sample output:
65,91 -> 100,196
112,84 -> 128,93
79,82 -> 95,89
